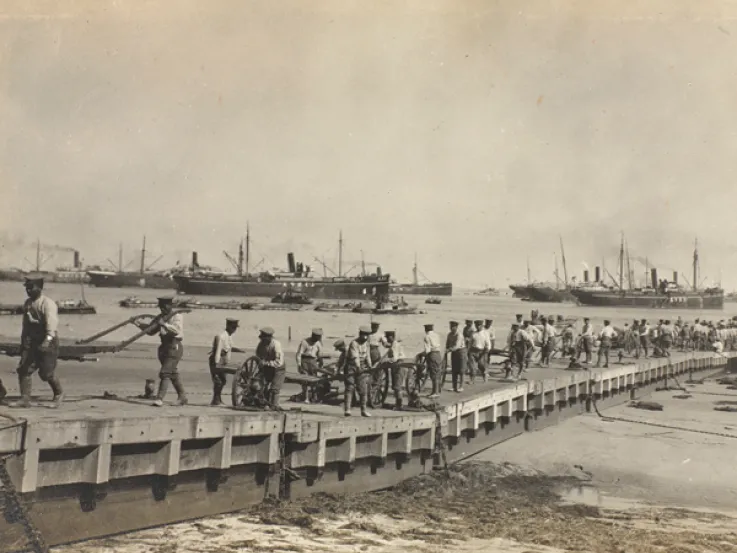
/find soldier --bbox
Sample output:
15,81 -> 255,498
344,327 -> 372,417
295,328 -> 324,403
12,275 -> 63,408
468,319 -> 491,383
0,378 -> 6,405
255,327 -> 285,410
462,319 -> 475,383
136,297 -> 187,407
484,319 -> 496,361
445,320 -> 466,393
368,321 -> 382,366
561,324 -> 575,357
208,318 -> 246,406
522,321 -> 540,368
579,317 -> 594,364
596,320 -> 617,368
639,319 -> 650,357
384,330 -> 408,409
540,316 -> 556,367
508,323 -> 533,379
660,320 -> 674,357
423,323 -> 443,398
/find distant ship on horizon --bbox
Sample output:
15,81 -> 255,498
389,254 -> 452,296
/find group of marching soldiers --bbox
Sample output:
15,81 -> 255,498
4,278 -> 735,414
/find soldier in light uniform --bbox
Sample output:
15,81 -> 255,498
384,330 -> 408,410
423,323 -> 443,398
596,320 -> 617,368
208,318 -> 246,406
295,328 -> 324,403
468,319 -> 491,383
445,321 -> 466,393
137,297 -> 187,407
540,317 -> 557,367
344,327 -> 372,417
579,317 -> 594,364
522,321 -> 540,368
462,319 -> 474,383
255,327 -> 285,410
561,324 -> 575,357
639,319 -> 650,357
368,321 -> 382,366
507,323 -> 533,379
13,276 -> 63,408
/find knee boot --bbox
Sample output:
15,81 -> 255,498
171,375 -> 188,406
343,390 -> 352,415
48,376 -> 64,407
269,390 -> 281,410
211,384 -> 224,406
12,376 -> 32,408
360,394 -> 371,417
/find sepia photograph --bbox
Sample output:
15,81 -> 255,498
1,1 -> 737,552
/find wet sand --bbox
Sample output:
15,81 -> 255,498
51,373 -> 737,553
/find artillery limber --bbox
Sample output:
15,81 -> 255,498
0,309 -> 191,363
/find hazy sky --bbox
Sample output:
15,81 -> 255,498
1,0 -> 736,288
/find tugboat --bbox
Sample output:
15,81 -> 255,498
271,289 -> 313,305
425,297 -> 442,304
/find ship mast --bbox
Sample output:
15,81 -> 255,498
559,235 -> 569,288
693,238 -> 699,292
625,238 -> 633,290
36,239 -> 41,272
245,222 -> 250,275
526,257 -> 531,283
618,232 -> 624,291
140,235 -> 146,275
237,234 -> 244,276
554,253 -> 560,290
338,230 -> 343,277
118,243 -> 123,273
413,253 -> 419,285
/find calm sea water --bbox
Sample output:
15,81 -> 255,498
0,281 -> 734,354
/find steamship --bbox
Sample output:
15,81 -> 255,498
570,239 -> 724,310
0,242 -> 89,283
389,255 -> 452,296
86,237 -> 178,290
173,230 -> 391,300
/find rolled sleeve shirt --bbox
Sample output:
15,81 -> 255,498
22,295 -> 59,342
423,331 -> 442,354
256,339 -> 284,368
210,331 -> 233,365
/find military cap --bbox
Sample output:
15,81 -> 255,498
584,317 -> 590,321
259,326 -> 275,337
515,313 -> 523,318
512,323 -> 520,328
359,325 -> 372,334
424,323 -> 434,330
465,319 -> 473,324
604,319 -> 611,325
474,319 -> 483,325
385,330 -> 396,337
311,328 -> 323,336
485,319 -> 493,324
370,321 -> 380,328
449,320 -> 459,327
333,339 -> 345,349
226,318 -> 240,326
23,274 -> 45,286
157,296 -> 174,306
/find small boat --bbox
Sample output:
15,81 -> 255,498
119,296 -> 159,309
425,297 -> 442,305
474,287 -> 500,296
352,305 -> 425,315
314,302 -> 359,312
271,290 -> 313,305
249,303 -> 304,311
0,299 -> 97,316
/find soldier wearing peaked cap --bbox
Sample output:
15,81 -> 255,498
423,323 -> 443,398
343,326 -> 372,417
208,318 -> 246,406
134,296 -> 187,407
255,327 -> 285,409
446,320 -> 466,392
368,321 -> 382,366
11,275 -> 63,408
295,328 -> 325,403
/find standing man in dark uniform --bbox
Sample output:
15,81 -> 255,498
295,328 -> 324,403
137,297 -> 187,407
255,327 -> 285,410
13,275 -> 63,408
445,321 -> 466,393
208,318 -> 246,406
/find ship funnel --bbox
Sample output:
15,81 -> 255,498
73,250 -> 81,269
651,268 -> 658,289
192,252 -> 199,269
287,253 -> 296,273
595,266 -> 601,282
583,270 -> 589,283
673,271 -> 678,284
376,266 -> 382,277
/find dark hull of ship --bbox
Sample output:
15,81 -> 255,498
389,282 -> 452,296
509,285 -> 532,299
87,272 -> 175,290
525,286 -> 578,303
570,289 -> 724,310
174,276 -> 391,300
